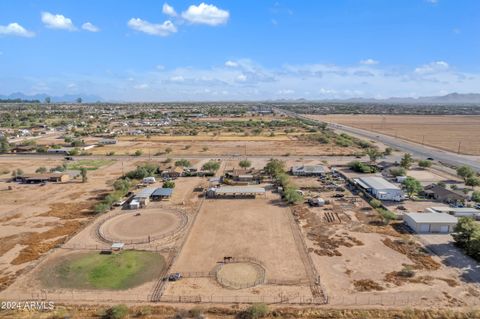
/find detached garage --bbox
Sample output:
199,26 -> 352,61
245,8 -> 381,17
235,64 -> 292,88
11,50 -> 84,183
404,213 -> 457,234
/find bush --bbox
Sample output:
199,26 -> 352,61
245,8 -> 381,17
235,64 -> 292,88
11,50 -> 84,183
389,167 -> 406,177
103,304 -> 128,319
418,160 -> 432,168
398,266 -> 415,278
134,150 -> 143,156
94,203 -> 110,214
245,303 -> 269,319
369,199 -> 382,209
36,166 -> 47,173
175,159 -> 191,167
349,161 -> 376,173
202,161 -> 220,172
472,191 -> 480,203
163,180 -> 175,188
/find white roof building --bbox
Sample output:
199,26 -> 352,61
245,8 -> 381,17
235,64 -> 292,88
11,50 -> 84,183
355,176 -> 405,202
404,212 -> 457,233
291,165 -> 326,176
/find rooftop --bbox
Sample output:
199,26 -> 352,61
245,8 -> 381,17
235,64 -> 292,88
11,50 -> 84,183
292,165 -> 326,173
213,186 -> 266,194
135,187 -> 157,198
152,188 -> 174,196
405,212 -> 458,223
357,176 -> 401,190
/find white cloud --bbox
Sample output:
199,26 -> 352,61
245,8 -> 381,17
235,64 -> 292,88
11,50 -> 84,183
170,75 -> 185,82
236,74 -> 247,82
156,65 -> 166,70
414,61 -> 449,74
134,83 -> 149,89
0,22 -> 35,37
163,3 -> 177,17
360,58 -> 379,65
127,18 -> 177,36
41,12 -> 76,31
426,0 -> 438,4
225,60 -> 238,67
82,22 -> 100,32
181,3 -> 229,26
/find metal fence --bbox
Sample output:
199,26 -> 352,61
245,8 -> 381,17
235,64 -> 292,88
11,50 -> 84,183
95,209 -> 189,245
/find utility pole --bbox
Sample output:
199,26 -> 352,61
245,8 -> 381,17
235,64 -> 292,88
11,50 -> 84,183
421,135 -> 425,145
457,141 -> 462,154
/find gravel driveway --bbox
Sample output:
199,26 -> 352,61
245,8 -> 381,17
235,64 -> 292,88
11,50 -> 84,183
418,234 -> 480,284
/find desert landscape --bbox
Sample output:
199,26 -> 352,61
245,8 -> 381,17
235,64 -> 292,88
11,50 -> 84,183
315,114 -> 480,155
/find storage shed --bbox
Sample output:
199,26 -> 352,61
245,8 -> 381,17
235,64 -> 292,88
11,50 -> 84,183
151,188 -> 173,201
404,212 -> 457,233
291,165 -> 326,176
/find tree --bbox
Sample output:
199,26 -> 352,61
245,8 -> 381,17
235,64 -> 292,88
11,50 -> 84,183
466,176 -> 480,189
175,159 -> 191,167
264,159 -> 285,176
453,217 -> 478,249
202,146 -> 209,152
76,97 -> 82,104
384,147 -> 393,156
163,180 -> 175,188
134,150 -> 143,156
366,148 -> 381,163
0,136 -> 10,153
472,191 -> 480,203
284,187 -> 303,204
239,159 -> 251,169
165,147 -> 172,154
202,160 -> 220,172
80,167 -> 88,183
103,304 -> 129,319
418,160 -> 432,169
245,303 -> 269,319
457,165 -> 475,182
389,167 -> 406,177
404,176 -> 423,198
400,153 -> 413,169
35,166 -> 47,173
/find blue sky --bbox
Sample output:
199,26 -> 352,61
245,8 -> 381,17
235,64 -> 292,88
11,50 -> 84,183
0,0 -> 479,101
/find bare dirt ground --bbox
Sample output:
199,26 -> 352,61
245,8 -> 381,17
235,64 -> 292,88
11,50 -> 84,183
291,175 -> 480,308
165,192 -> 311,298
90,137 -> 360,157
0,157 -> 140,290
317,114 -> 480,155
0,175 -> 205,302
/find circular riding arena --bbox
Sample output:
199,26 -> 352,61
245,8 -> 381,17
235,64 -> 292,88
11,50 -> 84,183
98,209 -> 187,244
216,261 -> 266,289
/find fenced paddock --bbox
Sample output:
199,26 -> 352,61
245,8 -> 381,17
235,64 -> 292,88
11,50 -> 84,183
96,208 -> 188,245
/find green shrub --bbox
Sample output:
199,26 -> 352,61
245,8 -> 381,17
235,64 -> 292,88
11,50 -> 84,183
103,304 -> 128,319
245,303 -> 269,319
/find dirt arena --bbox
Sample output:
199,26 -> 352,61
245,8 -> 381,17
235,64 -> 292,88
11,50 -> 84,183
314,114 -> 480,155
165,192 -> 310,297
99,209 -> 186,244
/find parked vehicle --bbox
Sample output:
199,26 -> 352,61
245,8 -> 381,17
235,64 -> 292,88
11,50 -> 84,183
168,273 -> 182,281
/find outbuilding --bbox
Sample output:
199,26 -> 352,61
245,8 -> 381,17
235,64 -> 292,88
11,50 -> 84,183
206,186 -> 266,199
404,212 -> 457,233
354,176 -> 404,201
291,165 -> 326,176
151,188 -> 173,201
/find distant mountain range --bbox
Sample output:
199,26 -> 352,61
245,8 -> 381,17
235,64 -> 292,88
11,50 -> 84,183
274,93 -> 480,104
0,92 -> 103,103
1,92 -> 480,104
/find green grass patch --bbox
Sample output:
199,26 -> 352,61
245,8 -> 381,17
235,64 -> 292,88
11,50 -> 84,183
66,159 -> 114,171
41,250 -> 165,290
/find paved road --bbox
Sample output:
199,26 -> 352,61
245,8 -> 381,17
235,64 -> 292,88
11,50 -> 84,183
274,108 -> 480,172
329,123 -> 480,172
418,234 -> 480,284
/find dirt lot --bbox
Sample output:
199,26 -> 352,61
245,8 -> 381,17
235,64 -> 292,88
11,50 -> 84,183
90,136 -> 360,157
165,192 -> 310,297
0,157 -> 140,290
291,174 -> 480,307
315,114 -> 480,155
